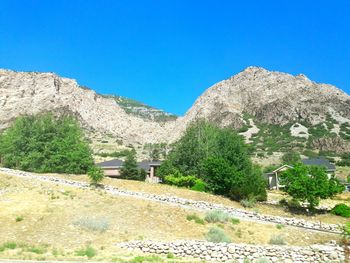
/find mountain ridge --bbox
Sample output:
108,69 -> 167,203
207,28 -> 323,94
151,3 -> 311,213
1,66 -> 350,155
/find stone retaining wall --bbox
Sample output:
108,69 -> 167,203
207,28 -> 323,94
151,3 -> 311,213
0,168 -> 341,233
118,240 -> 344,263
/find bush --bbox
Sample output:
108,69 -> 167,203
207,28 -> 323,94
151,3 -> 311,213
87,166 -> 104,185
164,173 -> 199,188
3,242 -> 17,249
205,227 -> 231,243
73,216 -> 110,232
281,151 -> 301,165
269,235 -> 286,245
240,197 -> 256,208
15,216 -> 23,222
0,114 -> 94,174
186,214 -> 205,225
276,224 -> 284,229
191,179 -> 207,192
231,218 -> 240,224
75,246 -> 97,258
256,257 -> 271,263
204,210 -> 230,223
331,203 -> 350,218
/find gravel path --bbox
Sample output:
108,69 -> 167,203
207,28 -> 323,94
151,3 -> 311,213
0,168 -> 342,234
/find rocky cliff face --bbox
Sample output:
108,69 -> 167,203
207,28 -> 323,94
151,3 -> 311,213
182,66 -> 350,127
1,67 -> 350,154
0,69 -> 176,146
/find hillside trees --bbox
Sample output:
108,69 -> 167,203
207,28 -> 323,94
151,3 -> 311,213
159,120 -> 267,201
280,163 -> 343,210
120,150 -> 146,181
0,114 -> 94,174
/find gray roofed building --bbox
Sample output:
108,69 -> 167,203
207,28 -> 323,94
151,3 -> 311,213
96,159 -> 123,168
96,159 -> 162,183
301,157 -> 336,172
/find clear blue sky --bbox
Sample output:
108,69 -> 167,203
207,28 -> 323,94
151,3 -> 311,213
1,0 -> 349,115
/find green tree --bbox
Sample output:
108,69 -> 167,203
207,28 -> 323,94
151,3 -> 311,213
120,151 -> 143,180
0,114 -> 93,174
281,151 -> 301,165
160,120 -> 267,201
87,166 -> 105,185
280,163 -> 343,210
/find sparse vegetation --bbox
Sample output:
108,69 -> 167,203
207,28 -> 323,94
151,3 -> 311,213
231,218 -> 240,224
269,235 -> 286,245
75,245 -> 97,258
73,216 -> 110,232
186,214 -> 205,225
276,224 -> 284,230
204,210 -> 230,223
240,197 -> 256,208
205,227 -> 231,243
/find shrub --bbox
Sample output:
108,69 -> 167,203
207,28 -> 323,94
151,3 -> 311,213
73,216 -> 110,232
186,214 -> 205,225
281,151 -> 301,165
276,224 -> 284,229
87,166 -> 104,185
256,257 -> 271,263
231,218 -> 240,224
3,242 -> 17,249
205,227 -> 231,243
164,173 -> 198,188
191,179 -> 207,192
204,210 -> 230,223
269,235 -> 286,245
131,255 -> 162,263
331,203 -> 350,218
26,246 -> 46,254
240,197 -> 256,208
75,246 -> 97,258
15,216 -> 23,222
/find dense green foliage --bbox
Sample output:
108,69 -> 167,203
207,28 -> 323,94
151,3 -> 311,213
337,153 -> 350,167
0,114 -> 93,174
119,151 -> 145,181
95,149 -> 131,158
331,203 -> 350,218
87,166 -> 105,185
159,120 -> 267,201
281,151 -> 301,165
164,172 -> 206,191
280,163 -> 343,210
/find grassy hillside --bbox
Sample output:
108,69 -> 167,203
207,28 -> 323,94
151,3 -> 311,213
104,95 -> 178,122
0,172 -> 344,262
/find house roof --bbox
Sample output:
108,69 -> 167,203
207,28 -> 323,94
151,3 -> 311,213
137,160 -> 162,170
96,159 -> 123,168
301,158 -> 336,171
97,159 -> 162,170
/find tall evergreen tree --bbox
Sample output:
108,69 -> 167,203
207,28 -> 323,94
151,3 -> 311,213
120,151 -> 141,180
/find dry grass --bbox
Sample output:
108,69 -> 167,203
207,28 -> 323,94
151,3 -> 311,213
35,171 -> 349,225
0,172 -> 343,261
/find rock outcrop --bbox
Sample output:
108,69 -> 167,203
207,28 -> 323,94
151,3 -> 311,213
1,67 -> 350,151
0,69 -> 176,146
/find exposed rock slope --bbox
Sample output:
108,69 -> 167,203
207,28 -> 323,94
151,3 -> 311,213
182,66 -> 350,127
1,67 -> 350,153
0,69 -> 175,145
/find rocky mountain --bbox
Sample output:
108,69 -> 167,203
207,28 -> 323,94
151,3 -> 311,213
1,66 -> 350,155
0,69 -> 175,148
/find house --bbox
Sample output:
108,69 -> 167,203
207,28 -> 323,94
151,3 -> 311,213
264,158 -> 336,190
96,159 -> 162,183
264,165 -> 293,190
